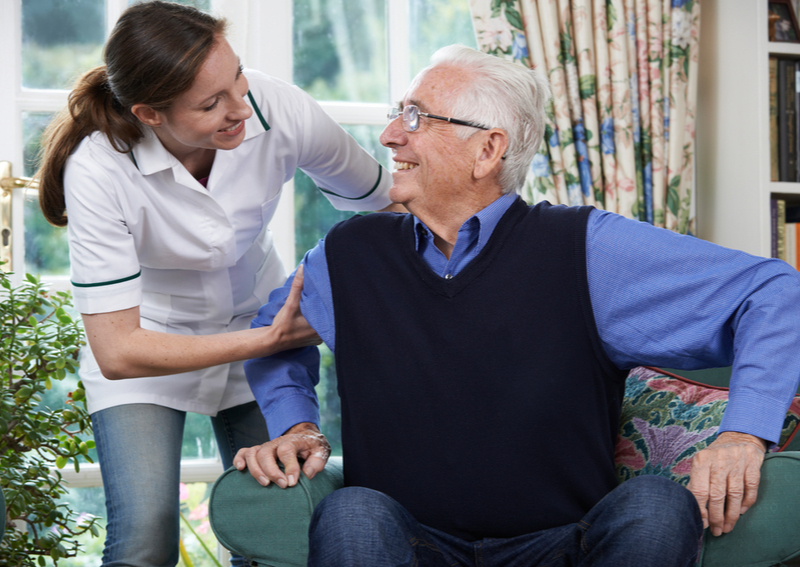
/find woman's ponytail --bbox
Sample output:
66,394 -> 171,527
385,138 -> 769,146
36,66 -> 142,227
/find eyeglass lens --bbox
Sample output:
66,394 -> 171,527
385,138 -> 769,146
403,106 -> 419,131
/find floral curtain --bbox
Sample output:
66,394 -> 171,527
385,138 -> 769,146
469,0 -> 700,233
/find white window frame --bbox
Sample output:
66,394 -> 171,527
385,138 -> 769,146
1,0 -> 415,513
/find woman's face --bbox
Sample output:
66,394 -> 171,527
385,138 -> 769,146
147,36 -> 252,162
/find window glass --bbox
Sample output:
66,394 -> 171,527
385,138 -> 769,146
294,124 -> 388,456
40,485 -> 106,566
409,0 -> 477,77
41,482 -> 223,567
409,0 -> 477,78
21,0 -> 105,90
293,0 -> 387,103
37,369 -> 220,464
22,111 -> 70,276
293,124 -> 389,263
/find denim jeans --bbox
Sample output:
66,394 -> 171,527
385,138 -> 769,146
92,401 -> 269,567
308,474 -> 704,567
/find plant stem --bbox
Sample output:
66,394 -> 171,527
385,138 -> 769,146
179,512 -> 223,567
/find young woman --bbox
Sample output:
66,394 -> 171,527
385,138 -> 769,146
36,2 -> 392,565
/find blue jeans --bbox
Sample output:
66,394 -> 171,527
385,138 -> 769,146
92,402 -> 269,567
308,475 -> 703,567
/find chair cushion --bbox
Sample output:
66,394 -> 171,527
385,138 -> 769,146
698,451 -> 800,567
209,457 -> 344,567
615,366 -> 800,486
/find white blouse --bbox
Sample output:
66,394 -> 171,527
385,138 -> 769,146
64,70 -> 392,415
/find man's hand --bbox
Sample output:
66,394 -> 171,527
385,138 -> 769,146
269,264 -> 323,353
233,422 -> 331,488
687,431 -> 767,536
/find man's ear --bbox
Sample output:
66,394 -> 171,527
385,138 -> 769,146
130,104 -> 163,127
473,129 -> 509,180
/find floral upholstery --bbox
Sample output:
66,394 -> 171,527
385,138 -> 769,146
615,366 -> 800,486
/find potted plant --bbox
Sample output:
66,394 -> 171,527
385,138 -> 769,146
0,269 -> 100,565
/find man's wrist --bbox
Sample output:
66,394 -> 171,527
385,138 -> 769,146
285,422 -> 321,436
716,431 -> 768,451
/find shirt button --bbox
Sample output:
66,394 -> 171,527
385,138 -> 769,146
444,274 -> 453,280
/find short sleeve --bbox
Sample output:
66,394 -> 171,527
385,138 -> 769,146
64,137 -> 142,314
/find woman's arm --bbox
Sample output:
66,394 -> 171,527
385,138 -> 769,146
82,266 -> 320,380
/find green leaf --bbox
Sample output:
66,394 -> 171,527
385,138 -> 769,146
505,6 -> 524,31
28,315 -> 38,327
55,456 -> 68,469
667,175 -> 681,216
579,74 -> 596,100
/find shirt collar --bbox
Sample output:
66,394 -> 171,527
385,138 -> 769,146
129,91 -> 268,177
413,191 -> 518,251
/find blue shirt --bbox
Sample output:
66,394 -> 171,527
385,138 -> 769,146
247,193 -> 800,444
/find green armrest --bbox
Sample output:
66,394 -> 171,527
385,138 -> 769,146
699,451 -> 800,567
209,457 -> 344,567
209,453 -> 800,567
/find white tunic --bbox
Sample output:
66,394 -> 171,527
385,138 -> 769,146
64,70 -> 392,416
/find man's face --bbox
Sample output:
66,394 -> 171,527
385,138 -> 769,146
379,65 -> 481,215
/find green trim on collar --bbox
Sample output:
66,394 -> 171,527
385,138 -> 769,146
128,149 -> 139,170
247,91 -> 271,131
319,164 -> 383,201
72,270 -> 142,288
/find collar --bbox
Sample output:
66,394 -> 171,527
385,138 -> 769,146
129,88 -> 269,177
413,191 -> 518,251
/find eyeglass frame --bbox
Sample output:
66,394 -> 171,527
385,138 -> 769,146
387,104 -> 490,132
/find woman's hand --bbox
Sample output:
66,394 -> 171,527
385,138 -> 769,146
82,264 -> 321,379
267,264 -> 322,352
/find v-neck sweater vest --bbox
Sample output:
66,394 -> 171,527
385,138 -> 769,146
325,198 -> 627,541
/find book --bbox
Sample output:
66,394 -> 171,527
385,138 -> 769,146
779,59 -> 798,182
796,62 -> 800,181
772,198 -> 779,259
771,57 -> 779,181
779,199 -> 787,260
786,222 -> 796,268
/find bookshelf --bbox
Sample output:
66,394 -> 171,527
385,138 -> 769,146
696,0 -> 800,258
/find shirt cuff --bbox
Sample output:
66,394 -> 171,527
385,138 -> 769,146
265,393 -> 321,438
719,390 -> 794,445
71,275 -> 142,314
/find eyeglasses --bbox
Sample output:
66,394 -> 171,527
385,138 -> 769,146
387,105 -> 489,132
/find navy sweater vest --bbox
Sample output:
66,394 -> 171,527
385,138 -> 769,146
325,198 -> 628,541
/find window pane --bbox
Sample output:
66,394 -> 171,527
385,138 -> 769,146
182,412 -> 220,460
40,485 -> 106,566
40,482 -> 225,566
22,0 -> 105,90
294,124 -> 389,264
409,0 -> 477,78
316,344 -> 341,456
294,124 -> 387,456
293,0 -> 387,103
22,111 -> 70,277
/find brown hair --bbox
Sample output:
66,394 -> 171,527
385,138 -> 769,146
37,1 -> 228,226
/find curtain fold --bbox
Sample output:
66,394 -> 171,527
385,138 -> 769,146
469,0 -> 700,233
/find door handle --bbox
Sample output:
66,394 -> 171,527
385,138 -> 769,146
0,161 -> 39,272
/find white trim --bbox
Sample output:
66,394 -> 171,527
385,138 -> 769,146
387,0 -> 411,104
60,459 -> 225,489
319,101 -> 391,125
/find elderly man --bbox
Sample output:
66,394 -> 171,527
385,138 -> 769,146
236,45 -> 800,566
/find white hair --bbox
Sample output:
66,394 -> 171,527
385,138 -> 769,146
422,45 -> 551,194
